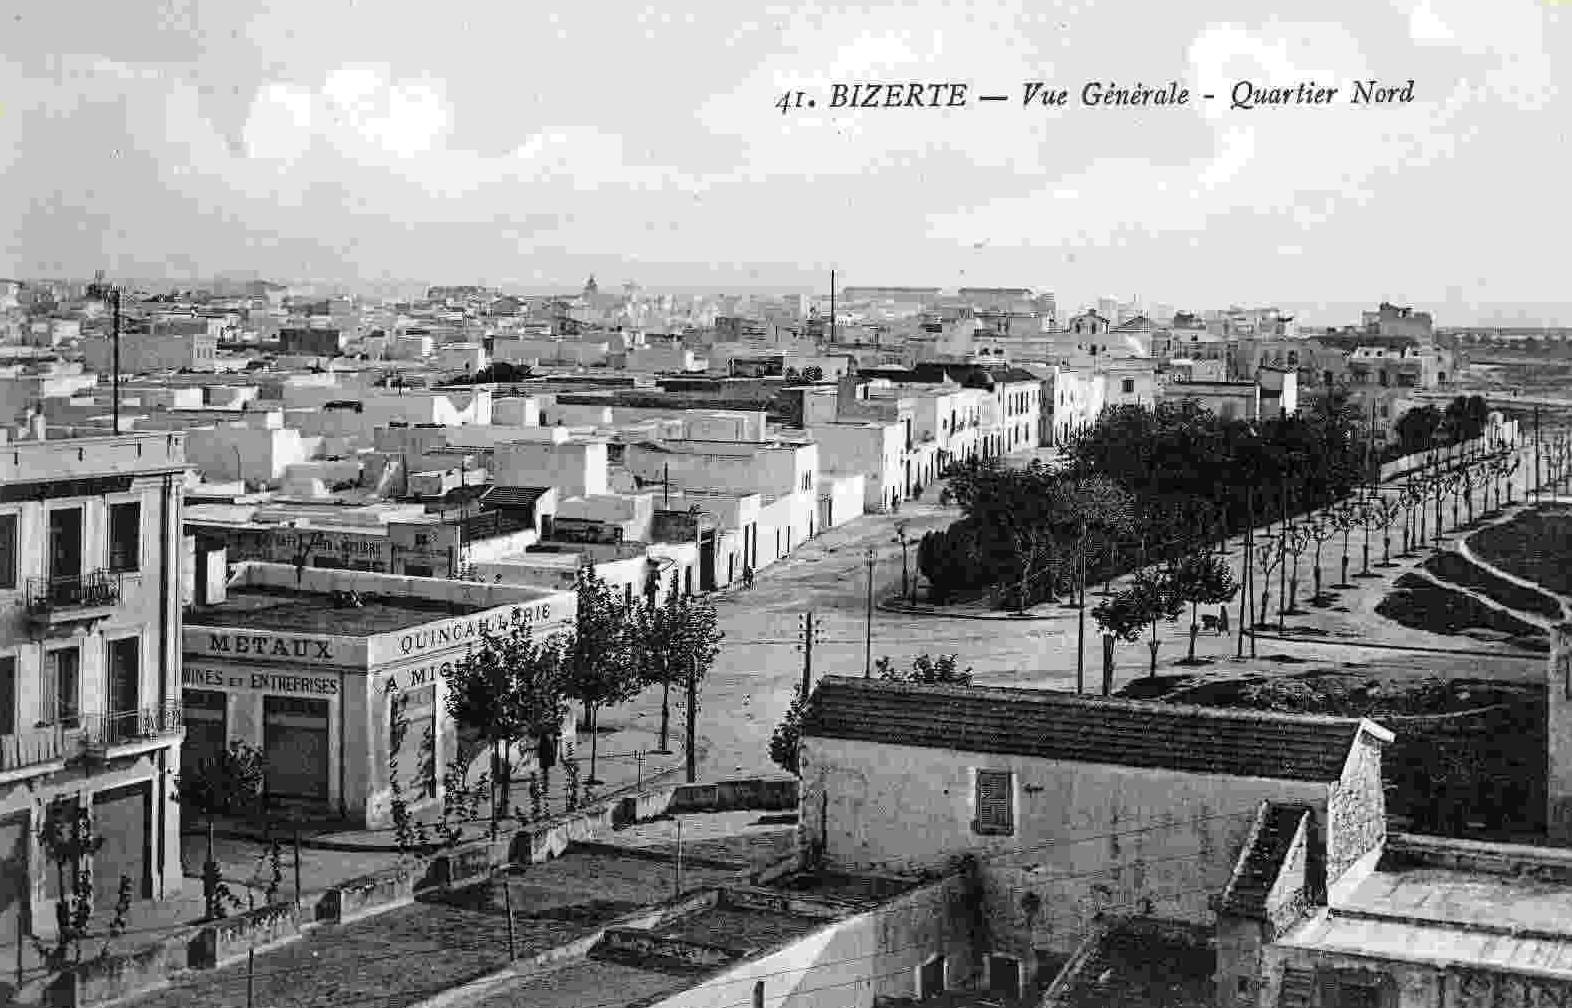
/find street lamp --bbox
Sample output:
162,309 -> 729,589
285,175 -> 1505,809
892,522 -> 915,603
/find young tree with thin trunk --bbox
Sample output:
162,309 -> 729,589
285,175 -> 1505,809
446,619 -> 568,828
1255,532 -> 1285,629
562,565 -> 641,785
1304,511 -> 1338,604
1167,549 -> 1237,664
1093,566 -> 1182,678
634,574 -> 724,758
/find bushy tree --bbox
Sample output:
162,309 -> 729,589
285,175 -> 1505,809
445,619 -> 568,827
1167,550 -> 1238,663
175,741 -> 267,921
916,524 -> 988,602
769,685 -> 809,777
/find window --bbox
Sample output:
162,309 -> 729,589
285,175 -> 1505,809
973,769 -> 1015,835
0,514 -> 15,590
43,648 -> 81,728
108,502 -> 141,572
1121,379 -> 1135,394
0,655 -> 15,734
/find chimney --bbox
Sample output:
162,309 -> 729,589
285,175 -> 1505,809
29,412 -> 47,441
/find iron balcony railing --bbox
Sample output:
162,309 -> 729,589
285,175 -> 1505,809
0,724 -> 68,774
26,569 -> 122,614
81,704 -> 184,752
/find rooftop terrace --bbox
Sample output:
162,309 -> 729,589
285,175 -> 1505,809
186,586 -> 485,636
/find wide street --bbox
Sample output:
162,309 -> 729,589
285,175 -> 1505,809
604,437 -> 1560,785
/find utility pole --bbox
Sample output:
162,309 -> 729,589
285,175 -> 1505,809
829,270 -> 837,345
797,611 -> 818,696
663,461 -> 671,511
863,548 -> 876,677
685,655 -> 698,783
111,287 -> 122,433
1535,406 -> 1543,503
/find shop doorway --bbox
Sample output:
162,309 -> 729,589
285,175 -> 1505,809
264,696 -> 331,806
182,689 -> 227,779
92,783 -> 151,910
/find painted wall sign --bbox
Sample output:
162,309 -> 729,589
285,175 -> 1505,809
379,602 -> 558,663
182,665 -> 340,696
184,627 -> 363,667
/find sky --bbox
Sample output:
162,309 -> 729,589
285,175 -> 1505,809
0,0 -> 1568,322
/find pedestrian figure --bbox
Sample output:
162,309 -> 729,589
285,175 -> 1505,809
1216,605 -> 1230,637
742,565 -> 755,590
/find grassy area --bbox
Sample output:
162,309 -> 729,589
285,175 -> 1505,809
1422,551 -> 1562,619
1470,506 -> 1572,599
1375,573 -> 1548,652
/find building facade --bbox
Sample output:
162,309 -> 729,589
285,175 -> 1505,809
181,563 -> 574,829
1,431 -> 188,943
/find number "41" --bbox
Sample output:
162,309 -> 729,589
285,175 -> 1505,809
774,91 -> 813,114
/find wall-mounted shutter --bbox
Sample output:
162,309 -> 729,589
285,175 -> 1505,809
974,769 -> 1014,836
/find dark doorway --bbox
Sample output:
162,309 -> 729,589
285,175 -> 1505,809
92,783 -> 152,908
920,954 -> 946,998
988,955 -> 1021,999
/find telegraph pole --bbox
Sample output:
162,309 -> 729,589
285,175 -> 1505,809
829,270 -> 837,345
797,611 -> 817,696
863,548 -> 876,678
1535,406 -> 1543,502
685,656 -> 698,783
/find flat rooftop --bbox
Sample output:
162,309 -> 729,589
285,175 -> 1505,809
1278,865 -> 1572,978
185,586 -> 486,636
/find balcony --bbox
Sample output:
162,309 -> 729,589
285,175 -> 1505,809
0,724 -> 69,778
26,570 -> 122,627
81,705 -> 184,759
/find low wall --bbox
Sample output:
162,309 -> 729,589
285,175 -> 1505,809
598,927 -> 746,969
665,778 -> 798,815
1381,832 -> 1572,883
717,886 -> 860,922
189,901 -> 304,970
58,933 -> 190,1008
317,865 -> 417,925
420,838 -> 511,892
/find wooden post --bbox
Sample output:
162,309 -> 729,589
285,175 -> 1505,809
754,979 -> 765,1008
674,817 -> 683,898
503,879 -> 517,961
293,831 -> 302,911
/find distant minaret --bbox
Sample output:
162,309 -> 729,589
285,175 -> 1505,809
583,274 -> 599,297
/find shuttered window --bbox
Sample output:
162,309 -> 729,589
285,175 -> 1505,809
973,769 -> 1015,836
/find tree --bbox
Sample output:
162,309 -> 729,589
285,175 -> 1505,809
175,741 -> 266,920
1254,532 -> 1285,629
769,684 -> 809,777
1364,491 -> 1405,565
916,523 -> 988,603
561,565 -> 642,785
445,619 -> 568,830
634,574 -> 724,758
1280,521 -> 1312,615
1167,550 -> 1237,664
874,653 -> 974,685
1093,566 -> 1182,678
1304,511 -> 1339,604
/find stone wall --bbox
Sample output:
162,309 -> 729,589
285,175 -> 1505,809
1549,624 -> 1572,845
1327,731 -> 1387,887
